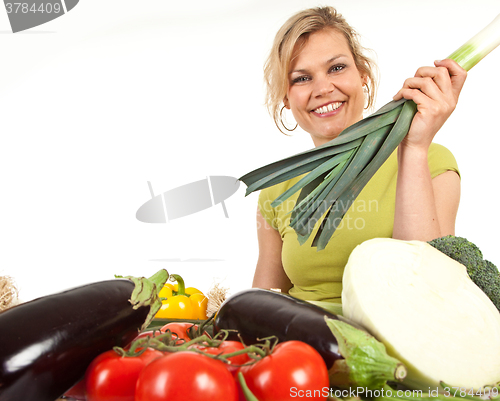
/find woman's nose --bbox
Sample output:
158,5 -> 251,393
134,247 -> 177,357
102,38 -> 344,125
313,76 -> 335,97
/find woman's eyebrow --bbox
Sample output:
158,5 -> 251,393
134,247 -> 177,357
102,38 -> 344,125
289,54 -> 348,75
325,54 -> 348,64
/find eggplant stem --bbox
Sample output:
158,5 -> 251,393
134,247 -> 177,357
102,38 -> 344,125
115,269 -> 170,331
394,363 -> 407,381
326,317 -> 407,388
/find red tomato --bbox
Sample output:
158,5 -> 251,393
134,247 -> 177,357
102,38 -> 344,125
125,328 -> 166,349
193,340 -> 250,375
160,322 -> 208,343
135,352 -> 238,401
238,341 -> 329,401
85,348 -> 163,401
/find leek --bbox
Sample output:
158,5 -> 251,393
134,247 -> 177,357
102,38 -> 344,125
240,13 -> 500,251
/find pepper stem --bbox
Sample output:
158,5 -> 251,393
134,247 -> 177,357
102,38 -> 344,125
170,274 -> 186,296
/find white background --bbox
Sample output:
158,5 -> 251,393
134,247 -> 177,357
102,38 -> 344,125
1,0 -> 499,302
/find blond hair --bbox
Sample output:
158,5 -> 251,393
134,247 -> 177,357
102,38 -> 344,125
264,6 -> 378,133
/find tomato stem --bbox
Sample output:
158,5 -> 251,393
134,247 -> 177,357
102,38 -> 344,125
187,317 -> 215,339
238,372 -> 260,401
126,328 -> 270,367
210,345 -> 267,362
198,314 -> 215,336
247,335 -> 278,357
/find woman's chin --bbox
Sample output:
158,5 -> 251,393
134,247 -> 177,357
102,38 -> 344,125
310,130 -> 342,147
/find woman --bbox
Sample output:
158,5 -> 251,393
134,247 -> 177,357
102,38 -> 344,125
252,6 -> 466,312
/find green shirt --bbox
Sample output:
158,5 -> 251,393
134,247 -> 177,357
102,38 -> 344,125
258,143 -> 459,305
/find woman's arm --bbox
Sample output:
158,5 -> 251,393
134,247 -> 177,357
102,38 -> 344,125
252,207 -> 292,292
392,59 -> 466,241
393,149 -> 461,240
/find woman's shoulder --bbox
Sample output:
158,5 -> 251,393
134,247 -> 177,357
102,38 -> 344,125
428,142 -> 459,178
428,142 -> 454,157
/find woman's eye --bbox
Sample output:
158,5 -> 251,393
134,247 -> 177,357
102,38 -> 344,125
291,75 -> 310,84
330,64 -> 346,73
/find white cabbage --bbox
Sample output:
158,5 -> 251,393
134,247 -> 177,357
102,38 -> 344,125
342,238 -> 500,391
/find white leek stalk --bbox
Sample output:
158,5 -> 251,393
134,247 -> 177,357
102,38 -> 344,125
448,14 -> 500,71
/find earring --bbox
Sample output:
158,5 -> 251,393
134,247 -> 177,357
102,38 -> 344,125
363,84 -> 371,110
279,105 -> 298,132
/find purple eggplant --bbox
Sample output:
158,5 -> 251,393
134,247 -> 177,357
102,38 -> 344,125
213,288 -> 351,369
0,270 -> 168,401
213,289 -> 407,388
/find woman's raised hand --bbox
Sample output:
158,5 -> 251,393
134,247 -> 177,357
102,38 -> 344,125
393,59 -> 467,151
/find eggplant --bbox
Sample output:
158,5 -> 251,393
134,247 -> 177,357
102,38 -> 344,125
213,288 -> 353,368
0,270 -> 168,401
213,289 -> 407,388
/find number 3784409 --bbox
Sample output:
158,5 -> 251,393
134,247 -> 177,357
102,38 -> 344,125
442,386 -> 499,398
5,3 -> 62,14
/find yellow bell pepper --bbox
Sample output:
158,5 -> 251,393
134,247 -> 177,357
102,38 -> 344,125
184,287 -> 204,296
158,284 -> 173,299
164,283 -> 202,296
189,292 -> 209,320
155,274 -> 207,320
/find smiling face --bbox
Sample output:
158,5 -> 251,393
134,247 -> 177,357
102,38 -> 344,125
285,28 -> 367,147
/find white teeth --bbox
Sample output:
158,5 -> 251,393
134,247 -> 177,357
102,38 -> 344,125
314,102 -> 342,114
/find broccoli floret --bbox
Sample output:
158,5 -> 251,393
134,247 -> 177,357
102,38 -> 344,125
470,260 -> 498,296
428,235 -> 500,312
481,260 -> 500,308
428,235 -> 483,277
